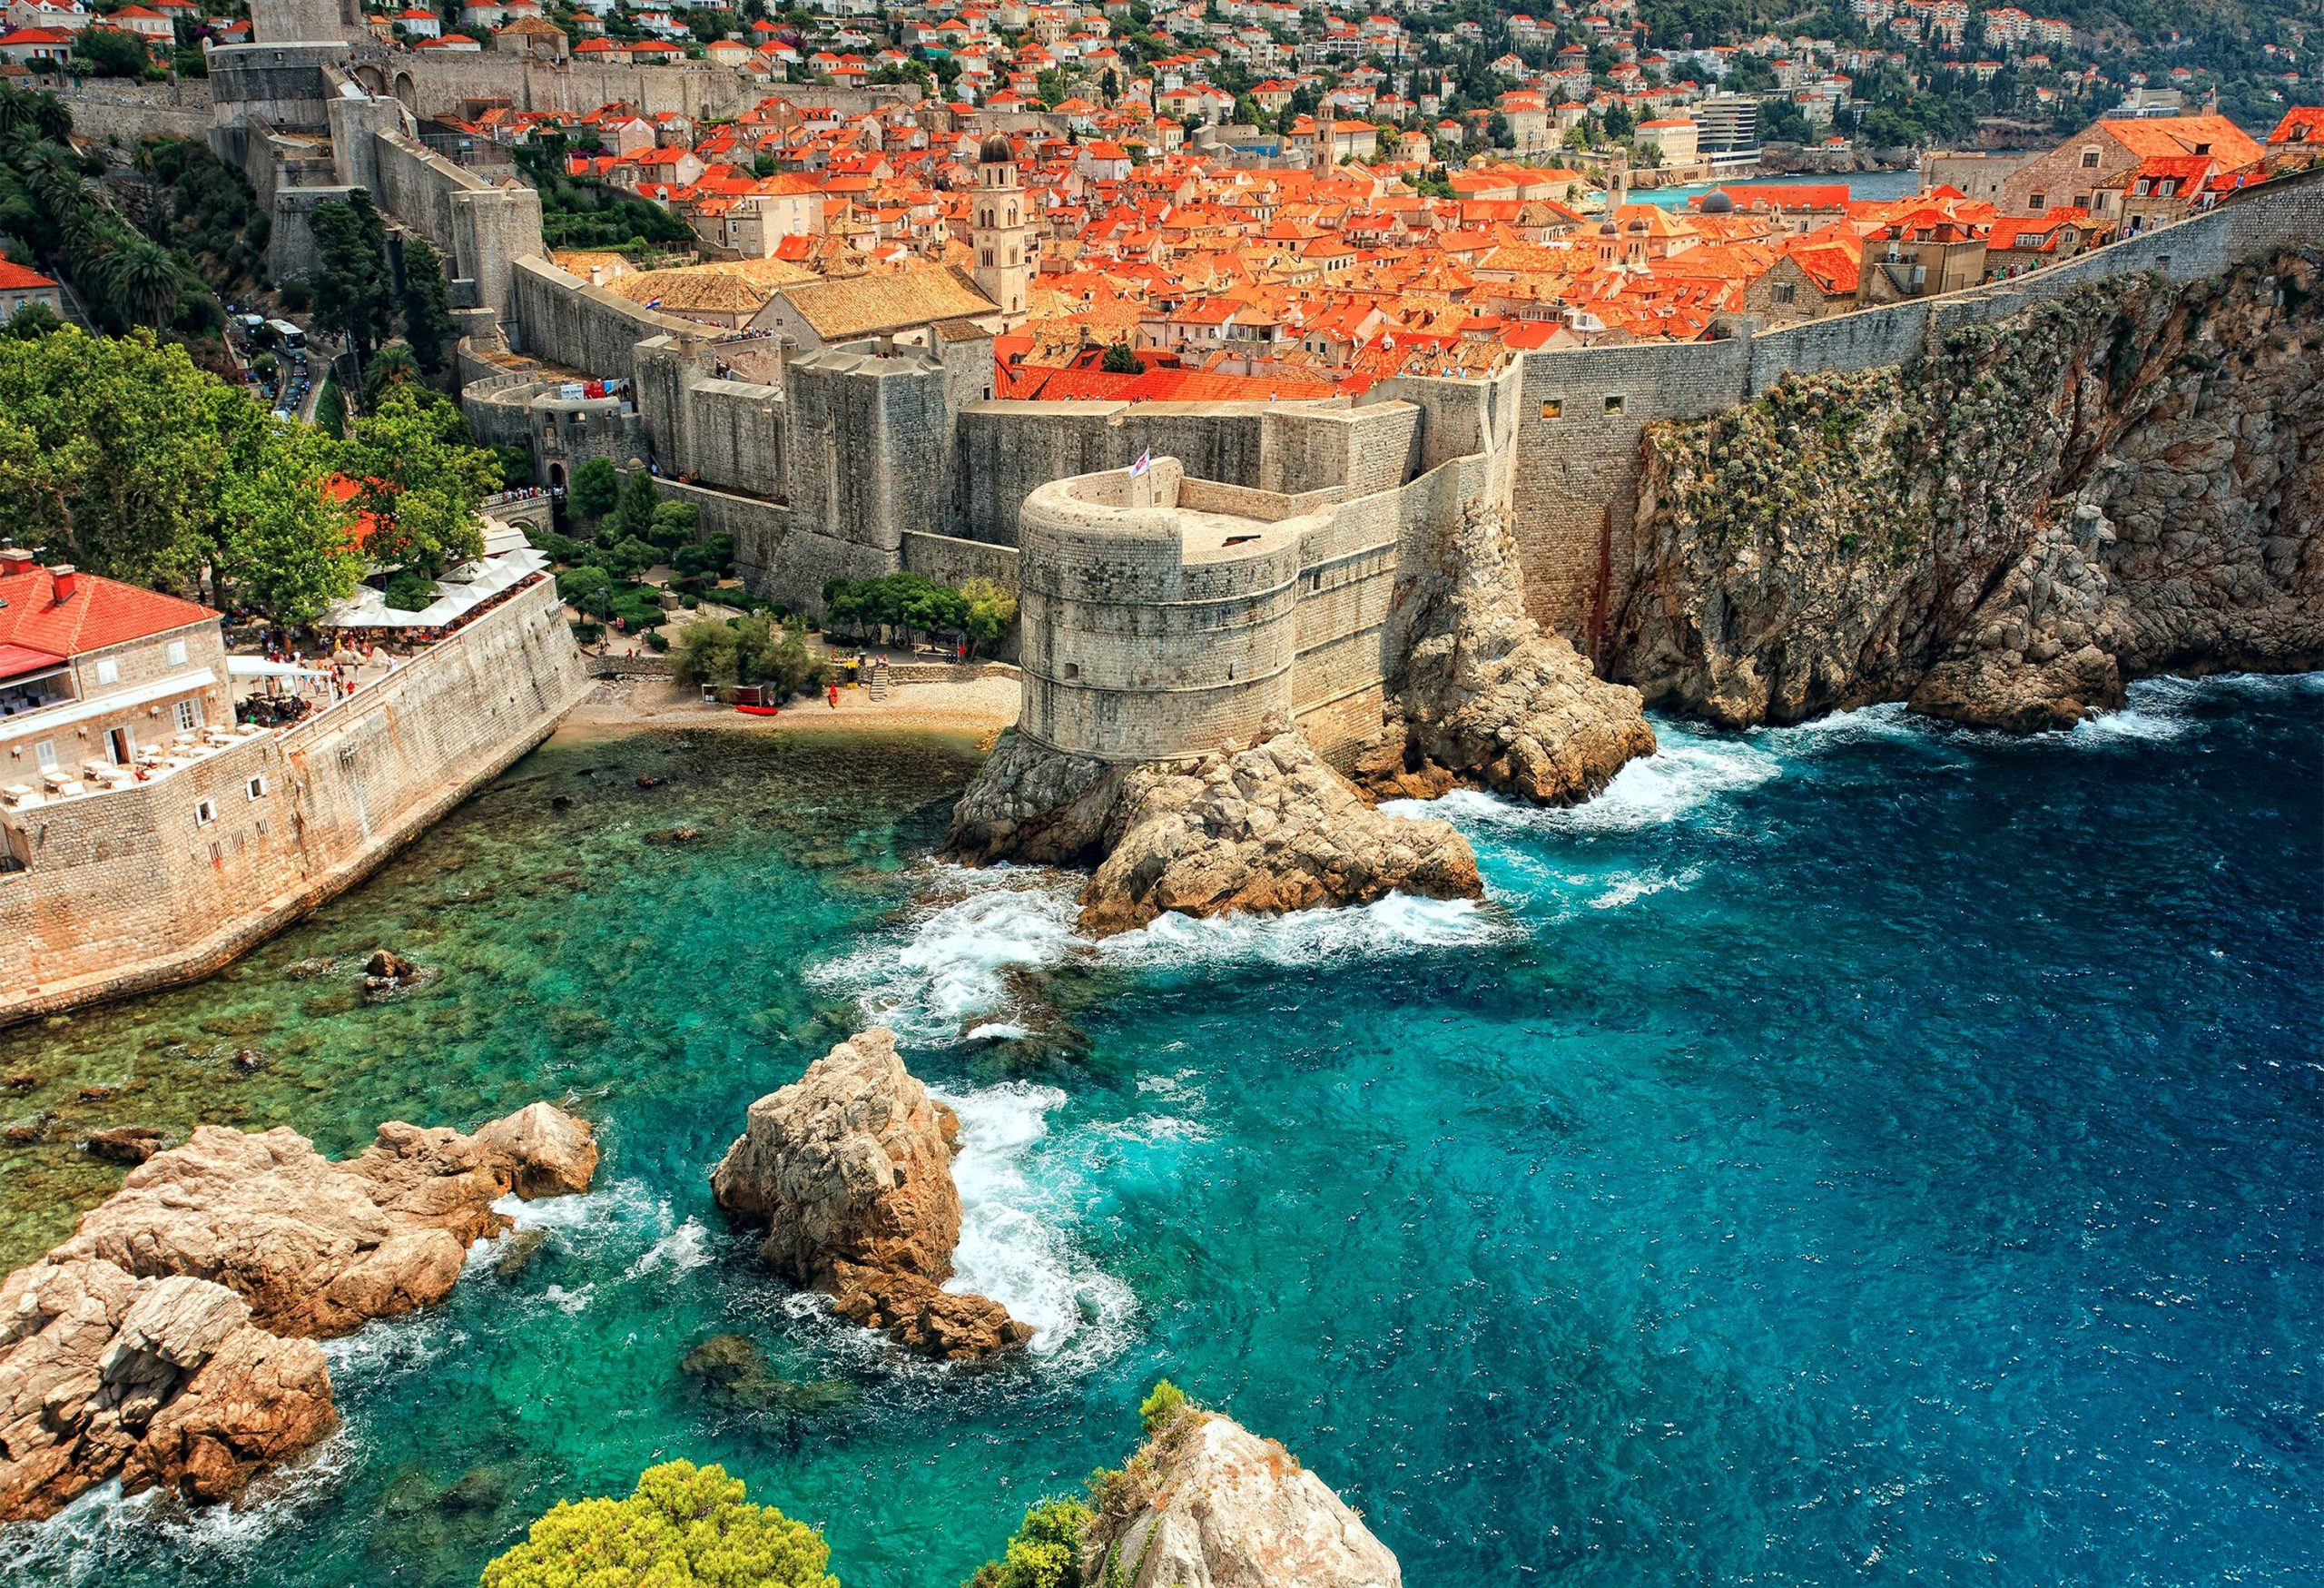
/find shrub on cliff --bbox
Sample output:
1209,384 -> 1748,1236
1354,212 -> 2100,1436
968,1498 -> 1095,1588
478,1460 -> 836,1588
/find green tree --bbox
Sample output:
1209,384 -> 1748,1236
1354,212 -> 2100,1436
960,576 -> 1017,652
0,324 -> 249,587
569,455 -> 622,520
614,464 -> 661,540
213,422 -> 363,622
556,563 -> 614,616
647,498 -> 698,551
362,339 -> 424,406
309,188 -> 395,355
480,1460 -> 837,1588
670,613 -> 829,699
338,383 -> 498,576
399,236 -> 458,375
93,233 -> 183,329
968,1498 -> 1093,1588
1100,340 -> 1141,374
71,27 -> 150,79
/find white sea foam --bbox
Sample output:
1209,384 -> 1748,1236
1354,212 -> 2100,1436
630,1217 -> 714,1277
1096,889 -> 1502,969
1384,730 -> 1781,837
1586,865 -> 1702,910
0,1427 -> 359,1585
965,1021 -> 1029,1042
935,1081 -> 1136,1368
815,865 -> 1079,1039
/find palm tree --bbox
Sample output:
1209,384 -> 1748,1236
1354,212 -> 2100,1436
19,143 -> 84,220
98,236 -> 183,330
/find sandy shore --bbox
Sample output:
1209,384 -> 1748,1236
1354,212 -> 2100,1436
552,676 -> 1019,749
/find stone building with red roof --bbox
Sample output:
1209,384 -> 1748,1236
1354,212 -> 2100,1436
0,549 -> 229,786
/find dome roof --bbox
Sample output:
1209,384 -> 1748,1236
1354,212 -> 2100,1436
980,133 -> 1014,164
1699,189 -> 1736,214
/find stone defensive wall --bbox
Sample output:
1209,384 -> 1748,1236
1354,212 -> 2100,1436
1017,416 -> 1503,770
1508,165 -> 2324,655
0,577 -> 589,1027
956,398 -> 1423,546
513,256 -> 703,386
43,78 -> 213,146
361,126 -> 543,317
345,50 -> 921,123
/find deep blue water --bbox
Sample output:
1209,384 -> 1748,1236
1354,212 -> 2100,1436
3,676 -> 2319,1587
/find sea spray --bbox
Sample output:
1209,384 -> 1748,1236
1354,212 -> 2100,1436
814,864 -> 1079,1039
936,1081 -> 1136,1367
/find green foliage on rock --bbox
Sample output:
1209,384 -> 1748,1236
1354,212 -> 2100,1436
966,1498 -> 1095,1588
1137,1379 -> 1187,1435
478,1459 -> 838,1588
822,572 -> 968,638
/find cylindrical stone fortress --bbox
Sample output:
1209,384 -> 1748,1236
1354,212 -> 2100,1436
1017,459 -> 1324,761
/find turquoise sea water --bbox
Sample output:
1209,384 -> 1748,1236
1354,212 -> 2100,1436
1631,170 -> 1921,209
2,676 -> 2320,1587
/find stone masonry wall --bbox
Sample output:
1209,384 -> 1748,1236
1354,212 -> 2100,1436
0,577 -> 588,1024
1503,167 -> 2324,657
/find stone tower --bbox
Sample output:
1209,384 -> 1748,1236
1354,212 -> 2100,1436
970,133 -> 1032,323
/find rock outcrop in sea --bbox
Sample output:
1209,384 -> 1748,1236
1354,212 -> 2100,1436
1357,499 -> 1656,803
0,1103 -> 597,1522
945,725 -> 1482,935
711,1028 -> 1032,1360
1082,1405 -> 1403,1588
1610,247 -> 2323,730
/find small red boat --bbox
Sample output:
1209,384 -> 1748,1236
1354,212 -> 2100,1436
735,703 -> 780,716
733,686 -> 779,715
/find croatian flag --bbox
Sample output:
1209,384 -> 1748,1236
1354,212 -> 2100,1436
1129,449 -> 1152,477
645,297 -> 664,309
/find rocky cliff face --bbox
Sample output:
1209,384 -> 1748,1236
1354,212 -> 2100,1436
710,1028 -> 1032,1361
1080,1409 -> 1402,1588
1357,500 -> 1656,801
0,1104 -> 596,1521
1610,248 -> 2323,729
946,727 -> 1482,936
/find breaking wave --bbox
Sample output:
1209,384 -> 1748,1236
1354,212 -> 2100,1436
814,865 -> 1078,1040
935,1082 -> 1136,1368
0,1429 -> 359,1586
1096,890 -> 1502,968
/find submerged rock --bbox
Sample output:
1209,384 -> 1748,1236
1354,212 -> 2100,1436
1082,1409 -> 1402,1588
363,949 -> 419,983
710,1029 -> 1030,1360
84,1126 -> 168,1166
946,727 -> 1482,937
1360,500 -> 1654,805
0,1103 -> 596,1522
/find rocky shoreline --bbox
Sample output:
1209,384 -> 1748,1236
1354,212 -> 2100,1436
1610,247 -> 2323,731
0,1104 -> 597,1521
712,1028 -> 1032,1360
945,499 -> 1658,934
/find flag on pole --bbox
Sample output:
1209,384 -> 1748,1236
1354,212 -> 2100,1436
1129,449 -> 1152,477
